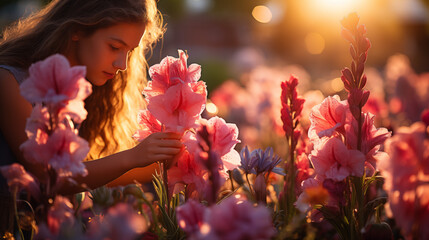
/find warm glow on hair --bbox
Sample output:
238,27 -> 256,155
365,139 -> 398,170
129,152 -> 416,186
0,0 -> 165,160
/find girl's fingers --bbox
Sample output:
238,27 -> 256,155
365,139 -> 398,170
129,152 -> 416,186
156,147 -> 181,155
158,139 -> 182,147
153,131 -> 182,139
153,154 -> 174,162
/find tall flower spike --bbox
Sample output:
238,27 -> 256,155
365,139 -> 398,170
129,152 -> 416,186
340,13 -> 371,121
280,74 -> 305,223
281,75 -> 305,140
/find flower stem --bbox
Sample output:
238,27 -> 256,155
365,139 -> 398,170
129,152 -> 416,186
12,188 -> 25,240
355,107 -> 364,237
246,173 -> 253,195
286,136 -> 296,223
162,161 -> 170,211
228,170 -> 235,191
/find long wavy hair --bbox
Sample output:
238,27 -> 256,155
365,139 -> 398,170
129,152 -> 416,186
0,0 -> 165,160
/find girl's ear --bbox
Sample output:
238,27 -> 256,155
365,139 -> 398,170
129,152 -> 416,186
71,29 -> 84,41
71,33 -> 80,41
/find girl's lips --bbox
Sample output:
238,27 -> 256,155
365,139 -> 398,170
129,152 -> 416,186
103,71 -> 115,79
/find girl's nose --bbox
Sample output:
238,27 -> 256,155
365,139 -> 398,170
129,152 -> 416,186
113,53 -> 127,71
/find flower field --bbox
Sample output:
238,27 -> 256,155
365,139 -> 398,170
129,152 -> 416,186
1,13 -> 429,240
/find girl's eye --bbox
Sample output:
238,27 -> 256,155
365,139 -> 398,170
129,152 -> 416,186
110,45 -> 120,51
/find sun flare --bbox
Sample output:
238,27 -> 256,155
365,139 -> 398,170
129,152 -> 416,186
307,0 -> 365,20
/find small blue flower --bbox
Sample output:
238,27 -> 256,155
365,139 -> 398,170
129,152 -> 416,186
253,147 -> 284,176
239,146 -> 285,176
239,146 -> 257,174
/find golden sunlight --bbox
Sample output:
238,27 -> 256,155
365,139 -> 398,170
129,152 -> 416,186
311,0 -> 358,12
307,0 -> 366,20
252,5 -> 273,23
305,32 -> 325,55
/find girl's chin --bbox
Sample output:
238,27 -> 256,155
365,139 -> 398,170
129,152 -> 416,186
86,76 -> 109,86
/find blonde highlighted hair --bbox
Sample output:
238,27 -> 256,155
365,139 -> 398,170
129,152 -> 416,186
0,0 -> 165,159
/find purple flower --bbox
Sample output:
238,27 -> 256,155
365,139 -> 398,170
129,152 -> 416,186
239,146 -> 257,174
240,146 -> 284,176
253,147 -> 285,176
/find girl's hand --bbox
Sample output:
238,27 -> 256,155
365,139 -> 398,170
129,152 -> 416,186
131,132 -> 183,168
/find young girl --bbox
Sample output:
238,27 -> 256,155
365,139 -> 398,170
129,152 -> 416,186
0,0 -> 182,198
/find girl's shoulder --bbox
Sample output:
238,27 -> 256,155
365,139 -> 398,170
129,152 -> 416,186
0,65 -> 28,85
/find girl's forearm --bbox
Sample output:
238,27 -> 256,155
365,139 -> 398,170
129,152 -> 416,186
60,149 -> 137,195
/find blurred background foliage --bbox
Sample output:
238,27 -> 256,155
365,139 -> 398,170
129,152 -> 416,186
2,0 -> 429,91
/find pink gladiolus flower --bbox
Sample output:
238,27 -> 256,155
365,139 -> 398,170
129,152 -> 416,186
309,137 -> 365,181
168,149 -> 208,199
176,199 -> 206,236
198,117 -> 241,171
20,124 -> 89,177
201,194 -> 276,240
295,153 -> 315,195
199,117 -> 240,156
308,95 -> 350,142
142,50 -> 207,132
380,122 -> 429,239
0,163 -> 40,200
345,112 -> 391,173
46,196 -> 75,235
47,126 -> 89,177
20,54 -> 92,123
86,203 -> 148,240
24,104 -> 50,139
144,50 -> 202,98
295,178 -> 329,213
132,109 -> 162,141
280,75 -> 305,138
147,82 -> 206,132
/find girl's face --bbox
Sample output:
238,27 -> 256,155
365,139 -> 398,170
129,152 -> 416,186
68,22 -> 146,86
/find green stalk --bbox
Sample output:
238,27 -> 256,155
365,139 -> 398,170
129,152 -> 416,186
286,135 -> 296,223
355,106 -> 364,238
245,173 -> 253,195
228,170 -> 235,191
12,188 -> 25,240
162,161 -> 170,212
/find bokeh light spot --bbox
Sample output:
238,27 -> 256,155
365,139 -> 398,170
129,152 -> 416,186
305,32 -> 325,55
331,78 -> 344,92
200,223 -> 211,235
252,5 -> 272,23
206,102 -> 218,115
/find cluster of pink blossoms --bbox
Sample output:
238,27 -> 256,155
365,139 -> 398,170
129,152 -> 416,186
379,122 -> 429,239
19,54 -> 92,178
295,13 -> 392,215
134,50 -> 276,238
176,195 -> 275,240
296,94 -> 391,212
134,50 -> 242,200
1,54 -> 91,189
0,54 -> 97,238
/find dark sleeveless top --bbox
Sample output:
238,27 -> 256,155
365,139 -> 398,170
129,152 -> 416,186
0,65 -> 28,167
0,65 -> 28,234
